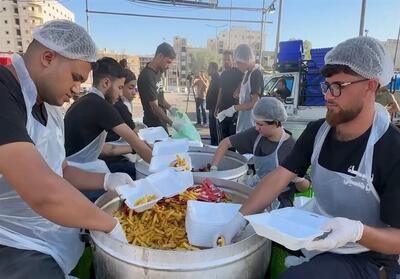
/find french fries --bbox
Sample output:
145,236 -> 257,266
169,154 -> 190,171
134,194 -> 157,206
114,185 -> 232,251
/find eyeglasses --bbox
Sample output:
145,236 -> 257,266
320,79 -> 369,97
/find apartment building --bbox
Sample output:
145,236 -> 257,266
0,0 -> 74,54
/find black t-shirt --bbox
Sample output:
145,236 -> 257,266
243,68 -> 264,97
206,72 -> 221,110
230,127 -> 297,206
0,66 -> 48,147
277,87 -> 291,100
219,67 -> 244,110
64,93 -> 124,156
106,98 -> 136,142
137,65 -> 163,127
282,119 -> 400,269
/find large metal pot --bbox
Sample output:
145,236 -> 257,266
136,146 -> 248,181
90,177 -> 271,279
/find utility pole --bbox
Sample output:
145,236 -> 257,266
259,0 -> 266,64
273,0 -> 283,70
359,0 -> 367,36
85,0 -> 90,33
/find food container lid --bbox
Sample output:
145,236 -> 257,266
152,138 -> 189,156
138,126 -> 169,144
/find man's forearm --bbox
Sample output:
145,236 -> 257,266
211,138 -> 232,166
152,105 -> 172,126
359,225 -> 400,254
63,164 -> 105,191
234,94 -> 259,111
240,166 -> 295,215
101,143 -> 132,156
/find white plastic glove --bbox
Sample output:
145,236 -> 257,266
291,176 -> 306,183
217,106 -> 236,122
103,172 -> 134,191
172,121 -> 185,131
169,106 -> 178,116
210,165 -> 218,172
304,217 -> 364,251
107,217 -> 128,243
214,212 -> 248,246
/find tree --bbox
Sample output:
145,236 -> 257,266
188,49 -> 219,75
303,40 -> 312,60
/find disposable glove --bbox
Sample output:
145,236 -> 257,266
304,217 -> 364,251
169,106 -> 178,116
214,212 -> 247,247
291,176 -> 305,183
217,106 -> 236,122
210,165 -> 218,172
172,121 -> 185,131
107,217 -> 128,243
103,172 -> 134,191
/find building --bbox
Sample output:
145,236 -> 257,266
98,48 -> 141,77
0,0 -> 74,54
166,36 -> 189,92
139,55 -> 152,72
383,39 -> 400,71
210,26 -> 265,60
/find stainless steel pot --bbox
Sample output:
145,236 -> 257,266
136,146 -> 249,181
90,177 -> 271,279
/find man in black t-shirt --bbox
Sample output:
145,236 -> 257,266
138,43 -> 181,132
215,50 -> 244,139
102,69 -> 137,180
0,20 -> 130,278
275,79 -> 291,100
65,58 -> 152,197
206,62 -> 221,145
222,37 -> 400,278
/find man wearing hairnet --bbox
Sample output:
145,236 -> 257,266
0,20 -> 130,278
221,37 -> 400,278
217,44 -> 264,133
210,97 -> 309,207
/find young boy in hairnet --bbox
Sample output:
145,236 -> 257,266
221,36 -> 400,278
211,97 -> 310,208
0,20 -> 130,278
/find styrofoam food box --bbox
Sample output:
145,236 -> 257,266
244,207 -> 330,251
116,178 -> 161,212
138,126 -> 169,144
186,200 -> 241,247
116,169 -> 193,212
149,139 -> 192,173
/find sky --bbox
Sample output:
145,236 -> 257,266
61,0 -> 400,56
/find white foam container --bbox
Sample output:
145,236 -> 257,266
149,139 -> 192,173
116,169 -> 193,212
244,207 -> 330,251
186,200 -> 241,247
138,126 -> 169,144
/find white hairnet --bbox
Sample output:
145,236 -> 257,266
234,44 -> 255,64
252,97 -> 288,122
32,20 -> 97,62
325,36 -> 394,86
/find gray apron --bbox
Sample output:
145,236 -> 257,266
0,54 -> 84,276
247,130 -> 288,209
236,65 -> 259,133
306,103 -> 390,254
66,87 -> 109,173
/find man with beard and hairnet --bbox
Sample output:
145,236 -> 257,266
64,57 -> 152,201
217,37 -> 400,279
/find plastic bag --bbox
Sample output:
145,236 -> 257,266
170,110 -> 201,142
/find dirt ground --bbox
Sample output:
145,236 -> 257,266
131,91 -> 211,138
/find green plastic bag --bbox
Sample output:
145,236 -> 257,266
170,110 -> 201,142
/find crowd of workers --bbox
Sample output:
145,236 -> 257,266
0,19 -> 399,279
